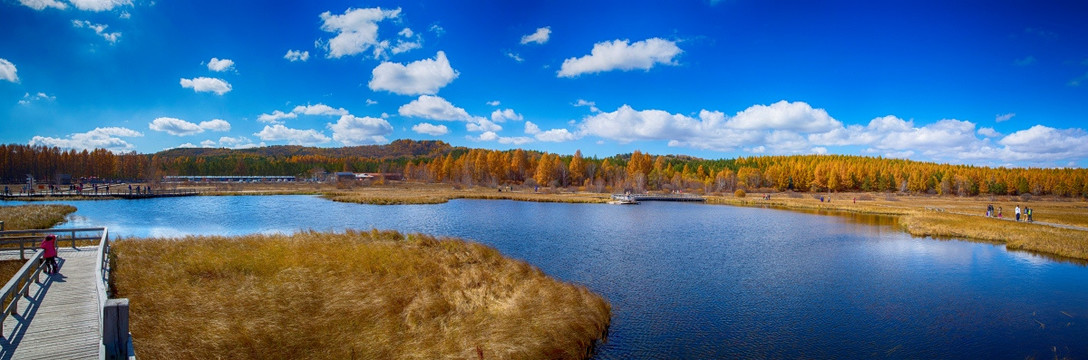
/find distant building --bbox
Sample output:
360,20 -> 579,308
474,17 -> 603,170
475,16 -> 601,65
55,174 -> 72,185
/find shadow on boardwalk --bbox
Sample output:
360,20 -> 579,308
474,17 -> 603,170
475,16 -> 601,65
0,258 -> 65,360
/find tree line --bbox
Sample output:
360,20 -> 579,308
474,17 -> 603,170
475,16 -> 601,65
2,141 -> 1087,197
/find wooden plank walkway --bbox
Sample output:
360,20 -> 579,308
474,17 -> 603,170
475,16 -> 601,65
0,247 -> 100,360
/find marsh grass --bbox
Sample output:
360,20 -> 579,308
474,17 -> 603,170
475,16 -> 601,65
325,185 -> 609,205
0,260 -> 24,287
708,193 -> 1088,261
0,204 -> 76,230
111,229 -> 611,360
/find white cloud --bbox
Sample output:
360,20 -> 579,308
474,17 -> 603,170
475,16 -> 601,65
490,108 -> 522,122
369,51 -> 458,95
470,131 -> 532,145
467,119 -> 502,132
998,125 -> 1088,157
535,128 -> 577,142
978,127 -> 1001,137
199,119 -> 231,132
574,99 -> 599,112
524,121 -> 541,135
398,95 -> 471,121
558,38 -> 682,78
579,104 -> 701,143
399,28 -> 413,37
319,7 -> 401,59
487,100 -> 500,106
177,143 -> 199,148
68,0 -> 131,11
254,124 -> 331,145
119,11 -> 130,19
412,123 -> 449,136
218,136 -> 262,149
284,50 -> 310,62
327,115 -> 392,145
293,104 -> 349,116
72,20 -> 121,44
29,127 -> 142,153
199,140 -> 216,148
18,0 -> 67,10
207,58 -> 235,72
520,27 -> 551,45
258,110 -> 297,124
180,77 -> 232,95
391,27 -> 422,55
505,52 -> 524,62
17,92 -> 55,105
149,117 -> 204,136
995,113 -> 1015,122
0,59 -> 17,83
725,100 -> 841,133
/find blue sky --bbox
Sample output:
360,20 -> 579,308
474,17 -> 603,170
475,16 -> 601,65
2,0 -> 1087,167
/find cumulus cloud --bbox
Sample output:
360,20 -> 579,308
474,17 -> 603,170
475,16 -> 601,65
149,117 -> 203,136
18,92 -> 55,105
254,125 -> 330,145
284,50 -> 310,62
467,119 -> 502,132
0,59 -> 17,83
72,20 -> 121,44
369,51 -> 458,95
524,121 -> 541,135
293,104 -> 349,116
180,77 -> 232,95
391,27 -> 422,55
995,113 -> 1015,122
398,95 -> 471,121
470,131 -> 532,145
725,100 -> 841,132
978,127 -> 1001,138
520,26 -> 551,45
319,7 -> 401,59
69,0 -> 131,11
149,117 -> 232,136
18,0 -> 67,10
487,100 -> 500,106
258,110 -> 297,124
29,127 -> 142,153
199,119 -> 231,132
573,99 -> 599,112
207,57 -> 235,72
412,123 -> 449,136
490,108 -> 522,122
535,128 -> 577,142
998,125 -> 1088,157
218,136 -> 262,149
558,38 -> 681,78
327,115 -> 392,145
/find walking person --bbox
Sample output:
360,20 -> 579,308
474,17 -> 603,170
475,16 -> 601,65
1027,207 -> 1033,222
40,235 -> 59,275
1015,205 -> 1021,222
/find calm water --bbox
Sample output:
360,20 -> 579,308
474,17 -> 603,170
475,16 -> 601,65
9,196 -> 1088,359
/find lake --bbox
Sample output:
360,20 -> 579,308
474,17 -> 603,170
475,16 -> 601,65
9,195 -> 1088,358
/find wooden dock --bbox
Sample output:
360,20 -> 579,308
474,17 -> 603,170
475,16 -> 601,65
0,247 -> 100,359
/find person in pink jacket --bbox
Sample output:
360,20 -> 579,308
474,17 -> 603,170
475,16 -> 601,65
41,234 -> 58,275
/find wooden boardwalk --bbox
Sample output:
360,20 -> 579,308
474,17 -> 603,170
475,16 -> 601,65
0,247 -> 100,359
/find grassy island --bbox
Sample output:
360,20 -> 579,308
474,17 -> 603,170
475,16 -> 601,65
110,229 -> 611,360
0,204 -> 77,230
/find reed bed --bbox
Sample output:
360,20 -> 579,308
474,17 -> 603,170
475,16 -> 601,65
0,204 -> 77,230
111,229 -> 611,360
325,187 -> 609,205
900,212 -> 1088,260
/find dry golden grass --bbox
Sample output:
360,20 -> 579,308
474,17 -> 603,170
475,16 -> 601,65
900,212 -> 1088,260
0,204 -> 77,230
111,229 -> 611,360
709,192 -> 1088,261
0,260 -> 24,287
324,184 -> 609,205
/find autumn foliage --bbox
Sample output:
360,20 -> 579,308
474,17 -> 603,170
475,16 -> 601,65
3,140 -> 1087,198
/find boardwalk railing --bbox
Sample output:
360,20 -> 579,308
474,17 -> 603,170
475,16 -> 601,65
0,227 -> 135,359
95,228 -> 135,360
0,248 -> 45,335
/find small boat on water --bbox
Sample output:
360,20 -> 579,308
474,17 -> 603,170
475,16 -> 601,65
608,195 -> 638,205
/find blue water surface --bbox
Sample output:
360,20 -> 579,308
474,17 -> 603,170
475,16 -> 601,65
8,195 -> 1087,359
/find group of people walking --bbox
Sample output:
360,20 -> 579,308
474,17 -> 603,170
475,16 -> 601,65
987,203 -> 1033,222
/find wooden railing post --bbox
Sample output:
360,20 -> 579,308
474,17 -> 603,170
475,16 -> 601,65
101,298 -> 131,359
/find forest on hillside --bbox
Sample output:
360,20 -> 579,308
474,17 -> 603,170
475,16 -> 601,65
2,140 -> 1087,197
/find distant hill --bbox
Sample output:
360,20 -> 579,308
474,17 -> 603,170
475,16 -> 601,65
154,139 -> 454,160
